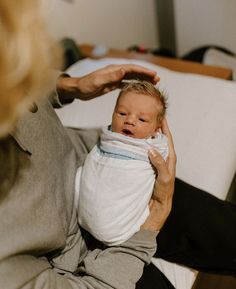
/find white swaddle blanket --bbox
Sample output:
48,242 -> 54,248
77,126 -> 168,245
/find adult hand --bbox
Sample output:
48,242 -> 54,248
56,64 -> 160,101
141,118 -> 176,232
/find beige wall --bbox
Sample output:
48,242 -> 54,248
174,0 -> 236,56
47,1 -> 236,56
47,0 -> 159,49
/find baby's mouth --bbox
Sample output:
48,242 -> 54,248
122,129 -> 134,136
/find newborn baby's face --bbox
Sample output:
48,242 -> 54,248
111,92 -> 160,139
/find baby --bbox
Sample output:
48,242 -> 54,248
76,80 -> 168,245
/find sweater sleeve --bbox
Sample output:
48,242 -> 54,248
0,230 -> 157,289
74,230 -> 158,289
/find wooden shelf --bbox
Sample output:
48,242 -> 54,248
80,44 -> 233,80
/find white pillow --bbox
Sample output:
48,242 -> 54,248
204,48 -> 236,81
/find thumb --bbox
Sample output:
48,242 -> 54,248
148,149 -> 168,178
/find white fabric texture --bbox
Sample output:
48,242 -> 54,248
151,258 -> 197,289
203,48 -> 236,81
77,127 -> 168,245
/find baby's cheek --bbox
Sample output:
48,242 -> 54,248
112,124 -> 120,134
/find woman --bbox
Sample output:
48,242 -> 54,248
1,1 -> 235,289
0,1 -> 176,288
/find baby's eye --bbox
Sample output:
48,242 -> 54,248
119,112 -> 126,116
139,118 -> 147,122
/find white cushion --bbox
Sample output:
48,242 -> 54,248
204,48 -> 236,81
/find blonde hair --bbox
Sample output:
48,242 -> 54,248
117,80 -> 168,122
0,0 -> 61,136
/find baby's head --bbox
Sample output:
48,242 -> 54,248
111,80 -> 167,139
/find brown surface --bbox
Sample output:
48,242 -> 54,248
80,44 -> 233,80
192,273 -> 236,289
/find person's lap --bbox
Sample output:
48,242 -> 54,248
137,263 -> 175,289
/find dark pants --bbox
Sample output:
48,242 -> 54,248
137,178 -> 236,289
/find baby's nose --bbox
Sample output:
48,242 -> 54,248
125,115 -> 136,125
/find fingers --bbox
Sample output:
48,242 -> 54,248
105,67 -> 126,84
121,64 -> 160,84
148,118 -> 176,182
100,64 -> 160,85
161,118 -> 174,152
161,118 -> 177,175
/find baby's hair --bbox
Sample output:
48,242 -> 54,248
117,80 -> 168,122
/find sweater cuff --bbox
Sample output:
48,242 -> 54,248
49,72 -> 75,108
131,229 -> 159,243
121,229 -> 159,265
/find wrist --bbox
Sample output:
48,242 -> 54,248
56,75 -> 79,103
141,200 -> 169,232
